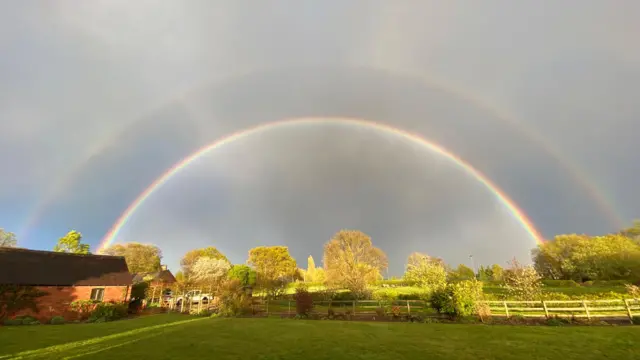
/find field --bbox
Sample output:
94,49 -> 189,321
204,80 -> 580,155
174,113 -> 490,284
1,314 -> 638,360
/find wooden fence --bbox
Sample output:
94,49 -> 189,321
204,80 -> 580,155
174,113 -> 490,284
482,299 -> 640,322
164,296 -> 640,323
249,299 -> 432,317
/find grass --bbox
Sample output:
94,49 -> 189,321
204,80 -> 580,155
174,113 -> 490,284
1,315 -> 638,359
0,313 -> 189,356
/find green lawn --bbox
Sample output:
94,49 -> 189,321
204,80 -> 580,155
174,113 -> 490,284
1,315 -> 638,360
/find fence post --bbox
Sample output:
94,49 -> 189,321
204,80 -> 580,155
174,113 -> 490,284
407,301 -> 411,315
582,300 -> 590,320
624,299 -> 633,324
503,301 -> 510,318
542,301 -> 549,318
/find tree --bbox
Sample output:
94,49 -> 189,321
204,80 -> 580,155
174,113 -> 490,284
476,265 -> 492,281
312,268 -> 326,283
503,258 -> 542,300
621,220 -> 640,244
403,252 -> 447,290
0,228 -> 17,248
407,252 -> 445,268
173,271 -> 187,293
180,247 -> 229,279
175,271 -> 185,283
448,264 -> 476,282
100,243 -> 162,273
323,230 -> 388,298
490,264 -> 504,281
53,230 -> 90,254
305,255 -> 316,282
228,264 -> 257,287
190,257 -> 231,288
248,246 -> 297,298
532,233 -> 640,281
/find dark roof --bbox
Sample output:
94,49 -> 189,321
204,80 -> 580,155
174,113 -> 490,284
0,247 -> 133,286
132,270 -> 177,284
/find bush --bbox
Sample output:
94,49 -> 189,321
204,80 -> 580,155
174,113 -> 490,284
430,280 -> 484,318
389,306 -> 402,318
3,318 -> 24,326
193,309 -> 213,317
546,316 -> 571,326
332,291 -> 358,301
293,286 -> 314,317
0,285 -> 48,322
625,284 -> 640,298
88,302 -> 128,323
216,279 -> 252,317
632,316 -> 640,325
50,316 -> 66,325
372,289 -> 399,301
503,259 -> 542,300
374,307 -> 385,317
375,279 -> 419,287
540,292 -> 572,301
542,280 -> 580,288
587,280 -> 630,287
70,299 -> 99,319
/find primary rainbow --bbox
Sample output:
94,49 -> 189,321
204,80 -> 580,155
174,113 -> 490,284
98,117 -> 544,252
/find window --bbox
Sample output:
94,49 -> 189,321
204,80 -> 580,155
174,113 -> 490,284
90,288 -> 105,301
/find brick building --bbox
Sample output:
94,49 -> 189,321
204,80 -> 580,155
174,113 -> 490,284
0,247 -> 133,321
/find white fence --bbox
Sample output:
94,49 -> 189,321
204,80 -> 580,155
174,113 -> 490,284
483,299 -> 640,322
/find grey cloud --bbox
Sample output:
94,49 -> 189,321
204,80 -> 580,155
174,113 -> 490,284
0,1 -> 638,273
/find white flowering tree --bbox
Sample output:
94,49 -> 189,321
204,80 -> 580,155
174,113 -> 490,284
190,257 -> 231,290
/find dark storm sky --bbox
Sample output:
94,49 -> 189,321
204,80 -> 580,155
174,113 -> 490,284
1,1 -> 638,274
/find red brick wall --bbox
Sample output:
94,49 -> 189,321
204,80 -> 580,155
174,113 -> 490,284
12,285 -> 130,322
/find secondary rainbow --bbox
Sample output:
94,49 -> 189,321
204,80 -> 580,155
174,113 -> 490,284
21,74 -> 624,245
98,117 -> 544,252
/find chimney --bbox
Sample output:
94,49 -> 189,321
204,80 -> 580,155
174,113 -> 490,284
161,265 -> 167,271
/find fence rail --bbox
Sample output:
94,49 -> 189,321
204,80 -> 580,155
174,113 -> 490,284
164,296 -> 639,323
482,299 -> 639,322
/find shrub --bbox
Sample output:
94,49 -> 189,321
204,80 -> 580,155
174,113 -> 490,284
625,284 -> 640,298
1,315 -> 39,326
404,258 -> 447,290
193,309 -> 213,317
3,318 -> 23,326
430,280 -> 484,318
374,307 -> 385,317
372,289 -> 399,301
88,302 -> 128,322
293,286 -> 314,317
589,280 -> 630,287
542,280 -> 580,288
546,316 -> 570,326
389,306 -> 402,318
632,316 -> 640,325
216,279 -> 252,317
0,285 -> 47,321
540,292 -> 572,301
332,291 -> 358,301
375,279 -> 419,287
327,307 -> 335,319
50,316 -> 66,325
70,300 -> 99,319
502,259 -> 542,300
